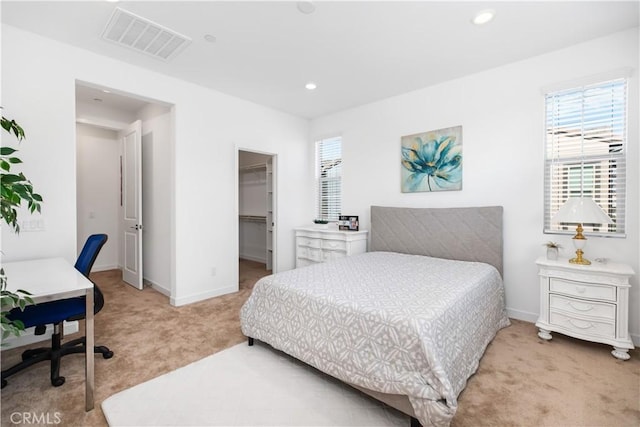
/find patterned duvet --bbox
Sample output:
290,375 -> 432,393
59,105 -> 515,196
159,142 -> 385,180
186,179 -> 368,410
240,251 -> 510,426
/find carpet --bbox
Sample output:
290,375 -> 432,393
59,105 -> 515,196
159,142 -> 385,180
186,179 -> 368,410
101,341 -> 409,426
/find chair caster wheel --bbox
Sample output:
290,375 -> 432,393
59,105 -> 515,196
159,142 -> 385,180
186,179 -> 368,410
103,350 -> 114,359
51,376 -> 65,387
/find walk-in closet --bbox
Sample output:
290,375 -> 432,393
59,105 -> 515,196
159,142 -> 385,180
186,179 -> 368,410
238,150 -> 274,285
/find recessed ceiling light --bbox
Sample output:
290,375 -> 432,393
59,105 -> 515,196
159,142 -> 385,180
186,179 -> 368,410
297,1 -> 315,15
472,9 -> 495,25
305,82 -> 317,90
204,34 -> 217,43
102,89 -> 111,94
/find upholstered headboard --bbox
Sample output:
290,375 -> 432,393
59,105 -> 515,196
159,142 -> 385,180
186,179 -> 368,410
370,205 -> 503,276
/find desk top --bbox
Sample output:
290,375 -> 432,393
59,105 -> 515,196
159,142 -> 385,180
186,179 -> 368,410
2,257 -> 93,300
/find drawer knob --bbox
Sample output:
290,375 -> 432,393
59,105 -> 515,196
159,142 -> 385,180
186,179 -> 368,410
575,286 -> 587,294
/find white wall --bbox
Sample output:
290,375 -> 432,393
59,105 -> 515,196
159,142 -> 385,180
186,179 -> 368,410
75,124 -> 121,270
1,25 -> 312,306
309,28 -> 640,342
140,104 -> 173,295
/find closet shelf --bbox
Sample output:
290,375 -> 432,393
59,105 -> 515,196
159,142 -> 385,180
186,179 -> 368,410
239,215 -> 266,223
239,163 -> 267,171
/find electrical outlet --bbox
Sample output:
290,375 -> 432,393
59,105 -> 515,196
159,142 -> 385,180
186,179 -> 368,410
20,219 -> 45,232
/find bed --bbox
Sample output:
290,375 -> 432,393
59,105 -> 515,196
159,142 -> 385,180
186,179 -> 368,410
240,206 -> 510,426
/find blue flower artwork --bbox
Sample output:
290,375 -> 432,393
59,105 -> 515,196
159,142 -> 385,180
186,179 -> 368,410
401,126 -> 462,193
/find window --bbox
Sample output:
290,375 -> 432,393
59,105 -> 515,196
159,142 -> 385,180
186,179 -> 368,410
316,136 -> 342,222
544,77 -> 627,236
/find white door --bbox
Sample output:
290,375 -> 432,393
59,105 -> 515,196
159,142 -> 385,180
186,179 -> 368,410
121,120 -> 143,289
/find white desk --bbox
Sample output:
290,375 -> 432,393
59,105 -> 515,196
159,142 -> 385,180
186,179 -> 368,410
2,257 -> 95,411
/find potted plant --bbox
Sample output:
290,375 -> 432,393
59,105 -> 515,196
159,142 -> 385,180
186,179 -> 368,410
1,112 -> 43,341
313,218 -> 329,229
543,241 -> 561,261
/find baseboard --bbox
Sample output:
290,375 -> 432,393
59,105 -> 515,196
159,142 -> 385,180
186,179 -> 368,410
0,321 -> 79,350
170,284 -> 237,307
143,278 -> 170,297
506,307 -> 538,324
239,254 -> 267,263
92,264 -> 119,272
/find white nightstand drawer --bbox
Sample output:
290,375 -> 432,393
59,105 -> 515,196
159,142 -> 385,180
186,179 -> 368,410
549,294 -> 615,320
321,240 -> 347,251
549,310 -> 615,338
550,278 -> 616,302
297,237 -> 321,248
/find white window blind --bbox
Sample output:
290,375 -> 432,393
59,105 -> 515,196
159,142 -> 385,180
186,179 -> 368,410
316,136 -> 342,222
544,78 -> 627,236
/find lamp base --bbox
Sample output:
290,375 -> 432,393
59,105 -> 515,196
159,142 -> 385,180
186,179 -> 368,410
569,249 -> 591,265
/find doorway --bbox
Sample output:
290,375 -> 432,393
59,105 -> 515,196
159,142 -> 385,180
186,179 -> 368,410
238,149 -> 276,290
75,81 -> 173,298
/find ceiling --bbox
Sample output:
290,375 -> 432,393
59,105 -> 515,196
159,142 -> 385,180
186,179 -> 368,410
3,1 -> 639,119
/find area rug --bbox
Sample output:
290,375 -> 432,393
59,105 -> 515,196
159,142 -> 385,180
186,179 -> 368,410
102,341 -> 408,426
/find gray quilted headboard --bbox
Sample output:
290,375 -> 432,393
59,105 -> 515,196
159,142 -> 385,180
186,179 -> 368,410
370,206 -> 503,276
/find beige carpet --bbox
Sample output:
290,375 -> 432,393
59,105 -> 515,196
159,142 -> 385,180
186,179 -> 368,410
1,259 -> 639,426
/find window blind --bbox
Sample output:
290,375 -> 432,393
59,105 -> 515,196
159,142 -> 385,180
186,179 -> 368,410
544,78 -> 627,236
316,136 -> 342,222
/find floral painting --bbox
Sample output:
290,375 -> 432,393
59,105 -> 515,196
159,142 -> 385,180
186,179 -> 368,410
401,126 -> 462,193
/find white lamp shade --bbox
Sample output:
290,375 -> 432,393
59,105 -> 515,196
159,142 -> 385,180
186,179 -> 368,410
551,197 -> 613,225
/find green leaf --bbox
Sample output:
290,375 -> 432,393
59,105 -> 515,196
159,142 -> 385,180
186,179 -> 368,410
1,174 -> 24,184
0,147 -> 17,155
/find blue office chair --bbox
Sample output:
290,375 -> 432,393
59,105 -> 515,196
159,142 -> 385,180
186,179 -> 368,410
1,234 -> 114,388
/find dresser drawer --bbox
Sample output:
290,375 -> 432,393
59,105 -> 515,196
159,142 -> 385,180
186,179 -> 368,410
297,237 -> 321,248
549,278 -> 616,302
322,250 -> 346,262
549,294 -> 615,320
549,310 -> 615,339
297,246 -> 322,262
321,239 -> 347,251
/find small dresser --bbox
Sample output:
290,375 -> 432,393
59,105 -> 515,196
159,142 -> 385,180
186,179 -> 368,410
294,228 -> 368,268
535,256 -> 635,360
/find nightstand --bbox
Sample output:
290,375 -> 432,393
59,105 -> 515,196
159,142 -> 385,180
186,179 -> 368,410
535,256 -> 635,360
294,228 -> 368,268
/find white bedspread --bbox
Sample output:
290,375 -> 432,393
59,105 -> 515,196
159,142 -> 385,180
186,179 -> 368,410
240,252 -> 510,426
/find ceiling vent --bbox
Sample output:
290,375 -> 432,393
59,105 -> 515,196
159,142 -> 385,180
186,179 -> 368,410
102,7 -> 191,61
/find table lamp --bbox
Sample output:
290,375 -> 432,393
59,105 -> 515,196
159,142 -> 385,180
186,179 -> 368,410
551,197 -> 613,265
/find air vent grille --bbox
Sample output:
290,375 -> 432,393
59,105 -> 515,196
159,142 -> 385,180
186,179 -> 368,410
102,7 -> 191,61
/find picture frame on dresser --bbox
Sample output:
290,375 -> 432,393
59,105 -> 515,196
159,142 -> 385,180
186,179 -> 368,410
338,215 -> 359,231
535,256 -> 635,360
